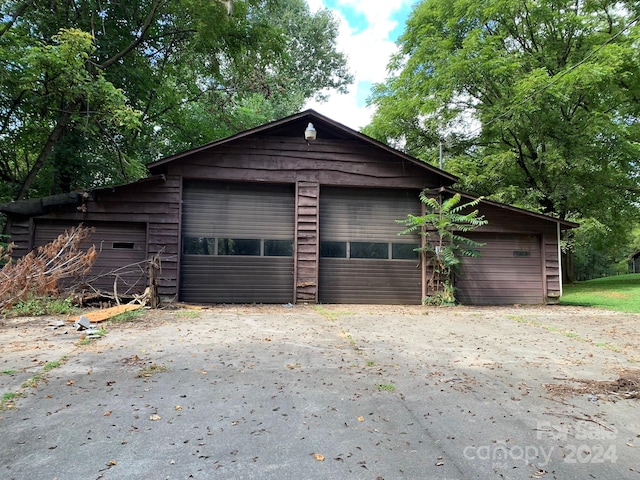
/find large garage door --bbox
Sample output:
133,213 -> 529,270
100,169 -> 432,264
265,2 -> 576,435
34,221 -> 148,293
180,181 -> 295,303
456,234 -> 543,305
319,188 -> 421,304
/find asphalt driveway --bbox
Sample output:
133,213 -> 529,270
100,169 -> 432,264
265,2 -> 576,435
1,304 -> 639,479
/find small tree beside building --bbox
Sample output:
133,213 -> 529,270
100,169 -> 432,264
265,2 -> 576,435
399,191 -> 488,305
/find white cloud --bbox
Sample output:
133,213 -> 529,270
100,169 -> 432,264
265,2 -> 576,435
304,0 -> 413,130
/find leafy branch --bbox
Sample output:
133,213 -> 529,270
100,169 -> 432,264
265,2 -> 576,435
399,191 -> 488,304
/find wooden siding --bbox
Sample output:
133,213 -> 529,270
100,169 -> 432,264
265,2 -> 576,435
165,136 -> 443,190
5,218 -> 31,258
34,220 -> 148,294
6,175 -> 181,298
468,202 -> 562,302
294,181 -> 319,303
457,234 -> 544,305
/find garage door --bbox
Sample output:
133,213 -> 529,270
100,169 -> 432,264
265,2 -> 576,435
34,221 -> 148,293
456,234 -> 543,305
180,181 -> 295,303
318,188 -> 421,304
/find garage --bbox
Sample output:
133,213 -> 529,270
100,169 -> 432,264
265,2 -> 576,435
3,110 -> 573,305
34,220 -> 148,293
456,234 -> 543,305
318,187 -> 422,304
180,181 -> 295,303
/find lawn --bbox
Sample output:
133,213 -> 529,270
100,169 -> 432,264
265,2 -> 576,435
561,273 -> 640,313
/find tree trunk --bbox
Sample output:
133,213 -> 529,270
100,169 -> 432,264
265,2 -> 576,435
15,102 -> 77,200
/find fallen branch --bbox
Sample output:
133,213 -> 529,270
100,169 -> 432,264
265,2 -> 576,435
0,226 -> 97,309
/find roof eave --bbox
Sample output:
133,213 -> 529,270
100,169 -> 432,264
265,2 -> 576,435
434,187 -> 579,229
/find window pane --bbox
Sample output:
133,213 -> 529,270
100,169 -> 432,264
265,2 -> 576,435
392,243 -> 420,260
350,242 -> 388,259
183,237 -> 215,255
218,238 -> 260,256
264,239 -> 293,257
320,241 -> 347,258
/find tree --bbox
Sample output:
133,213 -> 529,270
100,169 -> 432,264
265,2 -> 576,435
0,0 -> 352,205
399,191 -> 487,304
366,0 -> 640,277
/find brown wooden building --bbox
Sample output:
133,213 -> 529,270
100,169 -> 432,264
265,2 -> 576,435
1,110 -> 575,305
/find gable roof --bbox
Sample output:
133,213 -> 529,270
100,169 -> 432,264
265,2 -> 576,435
146,109 -> 459,185
436,187 -> 578,229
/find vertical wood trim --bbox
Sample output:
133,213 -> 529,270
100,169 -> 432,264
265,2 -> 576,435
557,223 -> 563,296
315,186 -> 320,300
421,199 -> 427,301
293,182 -> 300,302
176,178 -> 184,297
540,234 -> 547,300
294,181 -> 319,303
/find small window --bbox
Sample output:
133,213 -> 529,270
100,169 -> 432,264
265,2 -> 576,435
218,238 -> 260,256
513,250 -> 531,257
320,241 -> 347,258
350,242 -> 388,259
264,239 -> 293,257
392,243 -> 420,260
183,237 -> 215,255
113,242 -> 134,249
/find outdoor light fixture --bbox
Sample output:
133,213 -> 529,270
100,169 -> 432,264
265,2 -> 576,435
304,122 -> 317,141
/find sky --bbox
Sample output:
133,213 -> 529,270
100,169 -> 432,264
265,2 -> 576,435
304,0 -> 416,131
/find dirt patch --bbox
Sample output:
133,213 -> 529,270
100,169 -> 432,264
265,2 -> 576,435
544,368 -> 640,400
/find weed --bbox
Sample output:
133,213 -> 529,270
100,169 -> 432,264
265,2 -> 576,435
110,309 -> 144,323
175,310 -> 200,319
366,360 -> 375,367
376,383 -> 396,392
78,328 -> 107,345
594,342 -> 622,352
314,305 -> 352,321
1,369 -> 16,375
11,296 -> 75,316
22,375 -> 42,388
508,317 -> 627,353
42,356 -> 67,372
1,391 -> 25,410
137,363 -> 170,378
341,329 -> 357,346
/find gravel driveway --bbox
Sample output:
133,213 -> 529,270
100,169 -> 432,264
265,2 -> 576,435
1,304 -> 639,479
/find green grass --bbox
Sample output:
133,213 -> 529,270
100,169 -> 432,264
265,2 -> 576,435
376,383 -> 396,392
109,309 -> 145,323
10,296 -> 76,316
560,274 -> 640,313
1,391 -> 26,410
313,305 -> 353,321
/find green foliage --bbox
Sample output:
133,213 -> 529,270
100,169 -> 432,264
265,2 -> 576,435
10,295 -> 75,317
399,191 -> 488,304
0,0 -> 352,203
568,218 -> 631,280
109,308 -> 144,323
561,274 -> 640,313
367,0 -> 640,276
376,383 -> 396,392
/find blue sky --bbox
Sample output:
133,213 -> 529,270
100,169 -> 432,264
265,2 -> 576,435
304,0 -> 415,130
